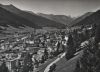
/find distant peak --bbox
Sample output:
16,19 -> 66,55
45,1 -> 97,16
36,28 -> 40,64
0,3 -> 15,8
96,9 -> 100,12
9,4 -> 13,6
8,4 -> 13,6
37,13 -> 54,15
0,4 -> 3,6
7,4 -> 16,7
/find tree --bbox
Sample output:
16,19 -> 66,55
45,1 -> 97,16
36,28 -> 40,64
91,24 -> 96,37
0,62 -> 9,72
66,34 -> 75,60
74,39 -> 100,72
44,48 -> 48,60
74,61 -> 81,72
22,53 -> 33,72
56,41 -> 60,55
67,34 -> 74,46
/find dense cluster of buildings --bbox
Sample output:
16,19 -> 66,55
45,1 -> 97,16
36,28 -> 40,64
0,24 -> 94,72
0,31 -> 68,72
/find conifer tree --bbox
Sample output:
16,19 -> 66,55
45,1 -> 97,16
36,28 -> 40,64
66,34 -> 76,59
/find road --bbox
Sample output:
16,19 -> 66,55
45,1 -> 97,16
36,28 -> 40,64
44,52 -> 66,72
44,50 -> 83,72
52,50 -> 83,72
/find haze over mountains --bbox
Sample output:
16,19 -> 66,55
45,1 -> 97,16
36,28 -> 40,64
37,13 -> 75,26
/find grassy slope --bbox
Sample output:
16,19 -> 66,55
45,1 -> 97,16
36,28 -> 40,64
55,50 -> 83,72
38,57 -> 58,72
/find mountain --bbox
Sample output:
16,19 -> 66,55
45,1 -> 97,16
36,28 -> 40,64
37,13 -> 75,26
23,10 -> 36,15
0,6 -> 40,29
0,4 -> 66,29
71,10 -> 100,27
70,12 -> 93,26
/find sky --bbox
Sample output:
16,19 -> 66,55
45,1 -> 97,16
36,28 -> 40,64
0,0 -> 100,17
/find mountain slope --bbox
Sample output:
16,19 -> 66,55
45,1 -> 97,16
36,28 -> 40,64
0,6 -> 40,29
71,10 -> 100,27
37,13 -> 74,26
0,4 -> 66,29
70,12 -> 93,26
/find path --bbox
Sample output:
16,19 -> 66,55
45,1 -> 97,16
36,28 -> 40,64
44,52 -> 66,72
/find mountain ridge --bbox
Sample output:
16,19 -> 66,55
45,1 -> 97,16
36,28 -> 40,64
0,4 -> 66,29
37,13 -> 75,26
0,6 -> 40,29
71,10 -> 100,27
70,12 -> 93,26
